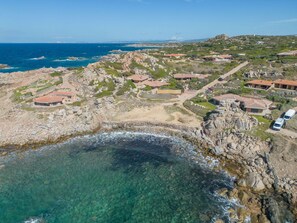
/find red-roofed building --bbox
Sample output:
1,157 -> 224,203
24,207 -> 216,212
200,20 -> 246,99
142,80 -> 169,88
212,94 -> 273,114
127,75 -> 149,83
245,80 -> 274,90
274,79 -> 297,91
33,96 -> 64,106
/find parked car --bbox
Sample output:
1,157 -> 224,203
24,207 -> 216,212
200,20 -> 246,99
283,109 -> 296,121
272,118 -> 285,131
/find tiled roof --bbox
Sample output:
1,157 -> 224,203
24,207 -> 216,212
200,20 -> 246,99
274,79 -> 297,87
142,80 -> 169,87
246,80 -> 273,86
33,96 -> 64,104
127,75 -> 149,82
213,94 -> 273,110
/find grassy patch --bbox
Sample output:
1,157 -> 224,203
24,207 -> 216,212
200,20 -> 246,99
95,90 -> 113,98
196,101 -> 216,110
164,105 -> 191,116
248,115 -> 273,140
94,79 -> 116,92
183,100 -> 214,119
116,80 -> 136,96
50,71 -> 63,77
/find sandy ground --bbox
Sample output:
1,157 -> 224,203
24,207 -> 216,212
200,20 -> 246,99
113,104 -> 201,128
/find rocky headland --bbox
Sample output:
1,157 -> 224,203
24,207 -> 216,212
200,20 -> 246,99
0,37 -> 297,222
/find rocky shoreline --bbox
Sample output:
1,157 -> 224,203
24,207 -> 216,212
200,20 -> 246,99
99,120 -> 296,223
1,117 -> 296,222
0,42 -> 296,222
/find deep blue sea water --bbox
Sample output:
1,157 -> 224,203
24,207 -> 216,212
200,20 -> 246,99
0,43 -> 144,73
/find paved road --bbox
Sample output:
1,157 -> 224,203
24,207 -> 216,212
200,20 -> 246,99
266,128 -> 297,139
180,61 -> 249,102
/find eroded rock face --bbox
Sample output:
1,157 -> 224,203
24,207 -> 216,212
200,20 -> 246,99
245,172 -> 266,191
204,104 -> 258,136
245,70 -> 283,79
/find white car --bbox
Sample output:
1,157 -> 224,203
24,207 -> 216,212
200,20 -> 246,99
272,118 -> 285,131
284,109 -> 296,121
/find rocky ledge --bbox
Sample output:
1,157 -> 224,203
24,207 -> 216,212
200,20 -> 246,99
0,64 -> 9,69
99,103 -> 297,223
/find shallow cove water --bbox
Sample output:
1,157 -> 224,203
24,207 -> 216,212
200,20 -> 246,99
0,132 -> 234,223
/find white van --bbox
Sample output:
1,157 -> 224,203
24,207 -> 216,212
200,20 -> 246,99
272,118 -> 285,131
284,109 -> 296,121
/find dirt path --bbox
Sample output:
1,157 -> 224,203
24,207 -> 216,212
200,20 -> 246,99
266,128 -> 297,139
179,61 -> 249,102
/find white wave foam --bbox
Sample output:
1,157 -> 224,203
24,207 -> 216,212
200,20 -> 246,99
29,56 -> 46,61
24,217 -> 44,223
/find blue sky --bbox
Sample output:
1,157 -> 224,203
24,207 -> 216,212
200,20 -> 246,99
0,0 -> 296,43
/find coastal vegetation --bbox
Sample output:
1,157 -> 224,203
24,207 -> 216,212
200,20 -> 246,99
1,34 -> 297,222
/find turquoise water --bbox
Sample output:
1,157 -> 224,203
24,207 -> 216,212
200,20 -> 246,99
0,132 -> 233,223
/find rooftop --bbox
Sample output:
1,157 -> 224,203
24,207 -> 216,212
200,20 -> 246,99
274,79 -> 297,86
142,80 -> 169,88
213,94 -> 273,109
33,96 -> 64,104
246,80 -> 274,86
241,97 -> 273,109
127,74 -> 149,82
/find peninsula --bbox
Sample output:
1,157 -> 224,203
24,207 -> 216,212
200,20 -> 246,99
0,35 -> 297,222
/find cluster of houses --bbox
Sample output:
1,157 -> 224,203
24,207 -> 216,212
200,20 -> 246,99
33,91 -> 77,106
127,73 -> 210,95
211,93 -> 273,115
162,53 -> 234,62
246,79 -> 297,91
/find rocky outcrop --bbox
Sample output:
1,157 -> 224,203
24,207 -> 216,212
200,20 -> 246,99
204,103 -> 258,135
244,70 -> 283,79
0,64 -> 9,69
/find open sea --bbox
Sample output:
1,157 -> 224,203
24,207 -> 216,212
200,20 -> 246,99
0,43 -> 145,73
0,132 -> 234,223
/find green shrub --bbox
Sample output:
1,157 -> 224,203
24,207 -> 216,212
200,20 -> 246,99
50,71 -> 63,77
116,80 -> 136,96
95,90 -> 113,98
